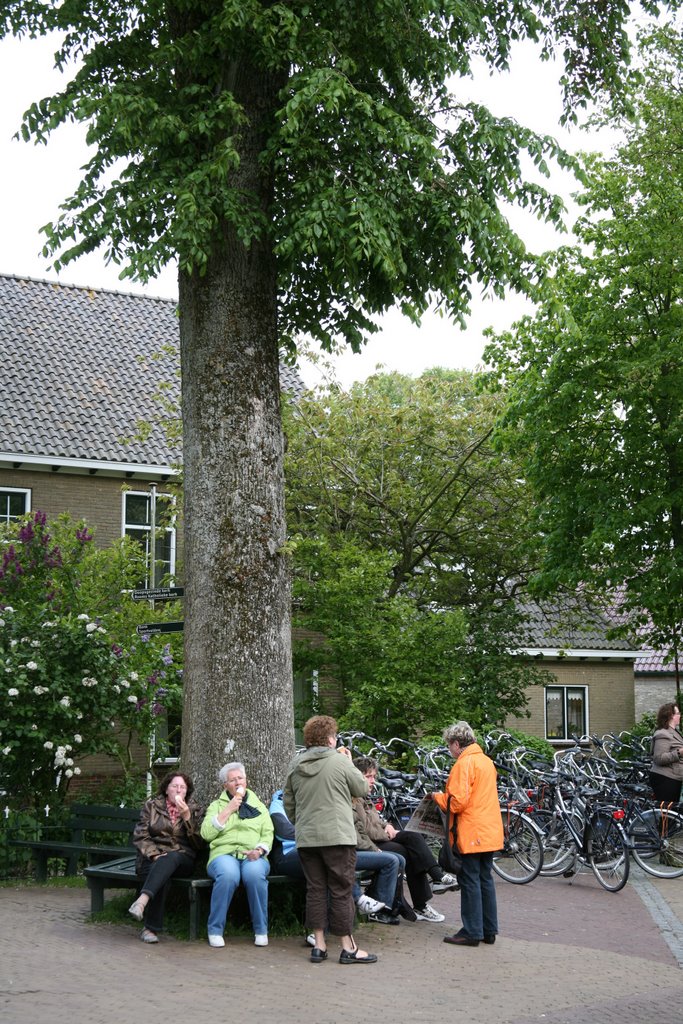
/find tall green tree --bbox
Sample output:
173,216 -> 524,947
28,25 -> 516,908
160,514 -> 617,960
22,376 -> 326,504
484,26 -> 683,677
286,370 -> 544,733
2,2 -> 663,799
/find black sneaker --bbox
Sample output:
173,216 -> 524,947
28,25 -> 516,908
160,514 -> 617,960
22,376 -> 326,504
368,910 -> 400,925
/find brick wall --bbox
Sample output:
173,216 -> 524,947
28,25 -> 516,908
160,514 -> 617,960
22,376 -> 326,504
635,675 -> 681,719
0,467 -> 161,547
505,659 -> 636,741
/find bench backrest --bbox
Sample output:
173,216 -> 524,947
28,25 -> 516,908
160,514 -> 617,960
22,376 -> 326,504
68,803 -> 140,845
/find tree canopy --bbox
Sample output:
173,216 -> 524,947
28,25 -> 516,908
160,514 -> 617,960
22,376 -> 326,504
484,26 -> 683,662
3,2 -> 663,350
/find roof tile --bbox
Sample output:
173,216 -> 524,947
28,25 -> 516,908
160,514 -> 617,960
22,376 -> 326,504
0,273 -> 304,468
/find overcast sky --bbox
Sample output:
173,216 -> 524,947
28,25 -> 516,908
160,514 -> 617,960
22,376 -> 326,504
0,31 -> 614,387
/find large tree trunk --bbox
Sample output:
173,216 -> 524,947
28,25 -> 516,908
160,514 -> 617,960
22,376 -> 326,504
179,60 -> 294,805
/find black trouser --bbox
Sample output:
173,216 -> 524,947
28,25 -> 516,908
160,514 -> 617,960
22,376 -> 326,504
375,830 -> 437,909
137,850 -> 196,932
650,772 -> 682,805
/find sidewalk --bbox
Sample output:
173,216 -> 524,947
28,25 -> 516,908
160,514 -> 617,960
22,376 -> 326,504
1,867 -> 682,1024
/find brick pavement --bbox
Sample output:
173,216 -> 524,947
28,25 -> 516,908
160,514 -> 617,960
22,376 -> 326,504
1,866 -> 682,1024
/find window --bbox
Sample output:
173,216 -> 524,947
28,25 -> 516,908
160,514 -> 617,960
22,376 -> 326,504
0,487 -> 30,525
545,685 -> 588,740
123,490 -> 176,585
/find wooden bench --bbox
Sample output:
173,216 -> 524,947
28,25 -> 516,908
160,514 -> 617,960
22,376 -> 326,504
10,803 -> 139,881
84,854 -> 306,940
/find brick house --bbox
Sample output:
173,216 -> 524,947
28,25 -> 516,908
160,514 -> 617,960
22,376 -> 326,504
0,273 -> 302,551
505,599 -> 639,744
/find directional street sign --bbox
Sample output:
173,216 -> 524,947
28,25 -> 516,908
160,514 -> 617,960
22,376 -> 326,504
136,621 -> 184,636
131,587 -> 185,602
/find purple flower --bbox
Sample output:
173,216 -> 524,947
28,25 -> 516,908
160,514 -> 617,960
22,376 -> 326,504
152,702 -> 164,716
18,522 -> 34,543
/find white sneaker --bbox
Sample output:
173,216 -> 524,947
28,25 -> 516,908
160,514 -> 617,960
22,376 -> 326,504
128,900 -> 144,922
414,903 -> 445,923
208,934 -> 225,947
356,894 -> 385,914
254,934 -> 268,946
306,933 -> 316,947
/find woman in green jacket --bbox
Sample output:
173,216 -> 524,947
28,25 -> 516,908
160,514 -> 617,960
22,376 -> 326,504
201,761 -> 273,948
284,715 -> 377,965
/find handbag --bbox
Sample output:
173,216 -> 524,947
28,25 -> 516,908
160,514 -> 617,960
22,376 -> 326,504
438,796 -> 462,875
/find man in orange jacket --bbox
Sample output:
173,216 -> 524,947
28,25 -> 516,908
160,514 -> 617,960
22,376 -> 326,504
432,721 -> 503,947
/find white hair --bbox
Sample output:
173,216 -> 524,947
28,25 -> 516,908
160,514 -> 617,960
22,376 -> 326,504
218,761 -> 246,785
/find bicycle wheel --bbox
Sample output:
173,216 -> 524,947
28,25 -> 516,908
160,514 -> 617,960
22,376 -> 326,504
493,808 -> 543,884
587,810 -> 629,892
532,810 -> 577,876
630,808 -> 683,879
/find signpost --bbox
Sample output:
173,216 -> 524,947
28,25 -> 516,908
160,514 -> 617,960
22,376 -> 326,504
131,586 -> 184,602
136,621 -> 184,636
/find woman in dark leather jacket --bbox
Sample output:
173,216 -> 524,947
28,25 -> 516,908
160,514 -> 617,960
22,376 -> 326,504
128,772 -> 204,942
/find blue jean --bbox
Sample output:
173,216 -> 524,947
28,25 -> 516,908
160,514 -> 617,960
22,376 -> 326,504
207,854 -> 270,936
354,850 -> 405,908
458,852 -> 498,940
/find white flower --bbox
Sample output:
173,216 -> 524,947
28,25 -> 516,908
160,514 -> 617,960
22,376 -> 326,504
9,639 -> 17,648
3,606 -> 13,613
2,746 -> 11,755
113,684 -> 121,694
77,712 -> 83,720
129,672 -> 139,681
7,688 -> 18,697
85,622 -> 97,633
31,724 -> 37,731
65,758 -> 74,766
0,619 -> 5,627
97,626 -> 106,634
81,677 -> 98,688
44,741 -> 54,750
64,769 -> 73,778
65,745 -> 72,752
26,661 -> 38,671
41,621 -> 57,628
73,767 -> 81,775
120,679 -> 130,689
59,696 -> 71,708
33,686 -> 48,695
127,695 -> 138,703
77,613 -> 89,621
31,640 -> 40,648
73,734 -> 82,744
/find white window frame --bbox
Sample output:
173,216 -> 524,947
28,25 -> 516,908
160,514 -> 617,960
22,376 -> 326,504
544,685 -> 589,742
122,490 -> 176,585
0,486 -> 31,524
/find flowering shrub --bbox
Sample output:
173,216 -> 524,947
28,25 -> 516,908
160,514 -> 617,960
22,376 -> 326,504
0,512 -> 183,809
